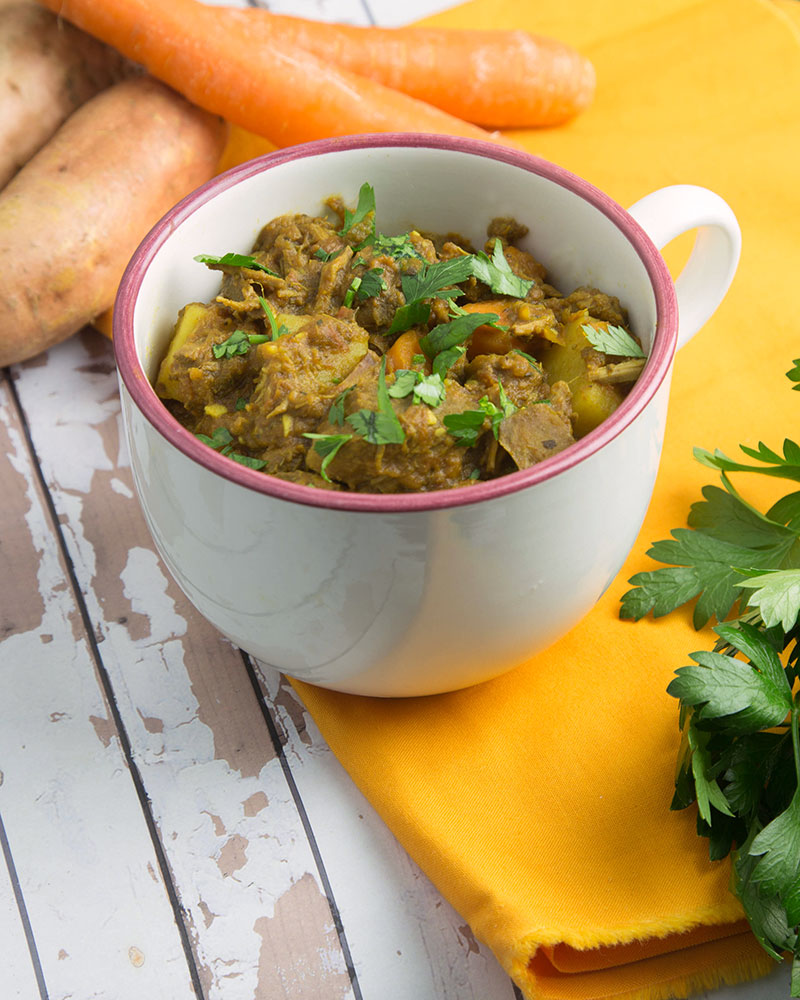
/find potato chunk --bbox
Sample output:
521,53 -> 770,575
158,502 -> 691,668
539,313 -> 628,438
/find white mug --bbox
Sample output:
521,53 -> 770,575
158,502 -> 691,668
115,135 -> 741,697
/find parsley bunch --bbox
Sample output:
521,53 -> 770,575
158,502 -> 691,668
621,360 -> 800,994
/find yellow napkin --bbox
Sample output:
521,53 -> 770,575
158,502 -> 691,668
287,1 -> 800,998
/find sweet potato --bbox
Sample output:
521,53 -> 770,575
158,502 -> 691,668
0,75 -> 227,368
0,4 -> 129,188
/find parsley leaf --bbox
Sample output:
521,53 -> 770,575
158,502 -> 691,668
212,330 -> 250,359
443,389 -> 515,447
386,370 -> 419,400
302,433 -> 352,482
401,256 -> 474,305
328,386 -> 355,427
388,257 -> 475,336
733,848 -> 798,963
314,247 -> 346,262
194,252 -> 279,277
620,477 -> 800,628
442,409 -> 487,447
195,427 -> 266,470
749,790 -> 800,913
419,312 -> 501,359
432,344 -> 466,379
667,621 -> 793,735
212,329 -> 270,359
482,386 -> 516,439
582,322 -> 646,358
344,268 -> 387,306
370,232 -> 422,260
340,182 -> 376,237
788,358 -> 800,392
358,267 -> 387,299
196,427 -> 233,449
737,569 -> 800,632
345,358 -> 405,445
470,239 -> 533,298
695,441 -> 800,483
387,370 -> 446,407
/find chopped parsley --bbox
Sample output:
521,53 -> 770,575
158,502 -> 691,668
212,329 -> 270,359
512,348 -> 543,371
194,252 -> 279,277
313,247 -> 345,262
388,370 -> 446,407
582,322 -> 646,358
302,433 -> 353,482
344,268 -> 387,307
195,426 -> 266,469
370,232 -> 422,260
442,387 -> 516,446
442,409 -> 487,447
328,386 -> 356,427
340,182 -> 376,237
470,239 -> 534,298
345,358 -> 405,445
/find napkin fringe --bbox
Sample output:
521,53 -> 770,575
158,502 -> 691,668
511,941 -> 776,1000
593,951 -> 776,1000
509,898 -> 744,955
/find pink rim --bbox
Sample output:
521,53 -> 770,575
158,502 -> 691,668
114,133 -> 678,514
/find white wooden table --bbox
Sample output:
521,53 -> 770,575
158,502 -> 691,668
0,1 -> 794,997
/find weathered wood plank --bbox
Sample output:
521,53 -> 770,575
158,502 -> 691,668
257,669 -> 520,1000
0,819 -> 44,1000
0,370 -> 199,1000
12,333 -> 357,999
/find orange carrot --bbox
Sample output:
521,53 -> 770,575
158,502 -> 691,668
460,301 -> 517,357
38,0 -> 503,148
217,10 -> 596,129
385,329 -> 425,373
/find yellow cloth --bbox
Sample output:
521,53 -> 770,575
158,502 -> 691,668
286,1 -> 800,998
93,0 -> 797,994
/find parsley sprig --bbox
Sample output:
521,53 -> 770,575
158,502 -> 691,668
622,360 -> 800,992
195,427 -> 266,470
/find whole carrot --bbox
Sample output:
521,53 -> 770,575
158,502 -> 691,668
219,10 -> 596,129
37,0 -> 501,148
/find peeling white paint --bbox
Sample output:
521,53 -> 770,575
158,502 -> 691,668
0,379 -> 197,1000
111,477 -> 134,499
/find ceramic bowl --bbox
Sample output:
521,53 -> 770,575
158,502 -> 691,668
114,134 -> 741,697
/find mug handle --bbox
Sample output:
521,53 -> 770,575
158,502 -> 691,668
626,185 -> 741,350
